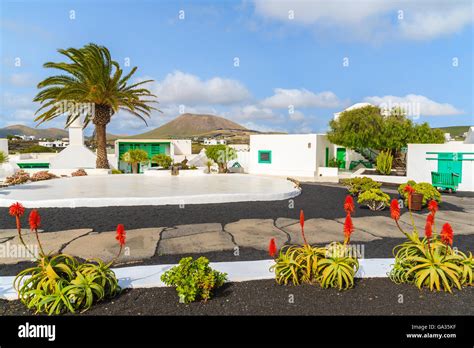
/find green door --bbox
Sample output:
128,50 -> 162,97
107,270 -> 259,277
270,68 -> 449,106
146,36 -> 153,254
336,148 -> 346,169
437,152 -> 463,181
325,147 -> 329,167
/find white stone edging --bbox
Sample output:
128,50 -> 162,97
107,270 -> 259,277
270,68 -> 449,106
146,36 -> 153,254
0,258 -> 394,300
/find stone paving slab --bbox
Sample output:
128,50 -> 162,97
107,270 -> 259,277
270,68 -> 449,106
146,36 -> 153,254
1,229 -> 92,264
335,216 -> 411,239
63,228 -> 163,263
224,219 -> 288,250
161,223 -> 222,239
281,218 -> 380,245
0,229 -> 44,243
435,210 -> 474,226
400,212 -> 473,236
274,218 -> 298,229
157,231 -> 235,255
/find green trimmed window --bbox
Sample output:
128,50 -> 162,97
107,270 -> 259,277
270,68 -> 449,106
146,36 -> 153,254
258,150 -> 272,164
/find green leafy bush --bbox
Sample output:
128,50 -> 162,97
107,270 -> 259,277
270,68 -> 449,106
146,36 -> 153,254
151,154 -> 172,169
161,257 -> 227,303
19,145 -> 56,153
341,177 -> 381,196
111,169 -> 123,174
375,150 -> 393,175
398,181 -> 441,206
121,149 -> 149,174
328,157 -> 343,168
205,145 -> 237,173
357,188 -> 390,211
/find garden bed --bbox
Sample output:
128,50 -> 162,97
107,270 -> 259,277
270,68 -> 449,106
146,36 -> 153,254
1,278 -> 472,316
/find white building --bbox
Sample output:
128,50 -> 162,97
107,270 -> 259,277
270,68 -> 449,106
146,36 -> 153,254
114,138 -> 192,173
39,139 -> 69,148
248,134 -> 335,178
202,138 -> 226,145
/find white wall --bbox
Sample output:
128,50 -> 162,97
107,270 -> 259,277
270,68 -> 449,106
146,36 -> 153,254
172,140 -> 192,156
407,143 -> 474,191
249,134 -> 319,177
0,139 -> 8,154
49,145 -> 97,169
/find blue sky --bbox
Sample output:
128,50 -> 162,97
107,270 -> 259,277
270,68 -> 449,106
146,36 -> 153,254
1,0 -> 473,135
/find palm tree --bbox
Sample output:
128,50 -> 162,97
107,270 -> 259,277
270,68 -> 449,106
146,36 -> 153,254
33,43 -> 157,169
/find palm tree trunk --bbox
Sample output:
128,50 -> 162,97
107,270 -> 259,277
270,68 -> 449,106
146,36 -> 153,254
93,104 -> 111,169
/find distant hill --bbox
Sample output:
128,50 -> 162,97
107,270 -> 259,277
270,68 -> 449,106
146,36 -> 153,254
131,113 -> 284,143
435,126 -> 471,139
133,113 -> 247,139
0,124 -> 68,139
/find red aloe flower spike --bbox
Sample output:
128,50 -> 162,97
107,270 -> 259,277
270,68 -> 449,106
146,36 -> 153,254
390,199 -> 400,221
424,220 -> 433,239
8,202 -> 35,258
440,223 -> 453,246
343,213 -> 354,244
115,224 -> 126,259
299,209 -> 308,245
428,200 -> 438,215
404,185 -> 415,210
28,209 -> 44,255
268,238 -> 277,258
344,195 -> 355,214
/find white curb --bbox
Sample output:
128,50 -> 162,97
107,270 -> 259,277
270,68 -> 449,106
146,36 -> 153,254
0,258 -> 394,301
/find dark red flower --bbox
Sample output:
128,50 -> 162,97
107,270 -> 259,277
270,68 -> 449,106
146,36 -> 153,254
404,185 -> 415,195
268,238 -> 277,258
299,209 -> 305,229
115,224 -> 126,246
426,212 -> 434,226
428,200 -> 438,215
344,195 -> 355,214
390,199 -> 400,221
9,202 -> 25,217
424,221 -> 433,239
28,209 -> 41,231
440,223 -> 453,246
343,213 -> 354,243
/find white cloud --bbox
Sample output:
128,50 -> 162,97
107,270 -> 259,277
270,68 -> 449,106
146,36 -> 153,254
241,121 -> 287,133
147,71 -> 251,106
2,93 -> 33,108
252,0 -> 473,41
9,73 -> 35,87
363,94 -> 464,116
227,104 -> 279,121
261,88 -> 342,109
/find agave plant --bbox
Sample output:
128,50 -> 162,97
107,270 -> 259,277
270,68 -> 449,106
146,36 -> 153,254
317,242 -> 359,290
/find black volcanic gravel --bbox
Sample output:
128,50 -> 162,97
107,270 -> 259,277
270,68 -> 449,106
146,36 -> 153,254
1,278 -> 472,316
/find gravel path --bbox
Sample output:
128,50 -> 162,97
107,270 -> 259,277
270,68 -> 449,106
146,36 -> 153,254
1,278 -> 472,316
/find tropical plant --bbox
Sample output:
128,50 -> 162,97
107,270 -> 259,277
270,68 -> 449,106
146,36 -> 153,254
5,170 -> 30,185
151,154 -> 172,169
33,43 -> 157,169
270,197 -> 359,290
375,150 -> 393,175
328,157 -> 343,168
340,177 -> 381,196
30,171 -> 58,182
205,145 -> 237,173
398,181 -> 441,206
161,256 -> 227,303
121,149 -> 148,174
357,188 -> 390,211
11,203 -> 124,314
0,150 -> 8,164
111,169 -> 123,174
71,168 -> 88,176
388,190 -> 472,292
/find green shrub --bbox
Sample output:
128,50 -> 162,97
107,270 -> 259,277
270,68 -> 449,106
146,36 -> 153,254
0,150 -> 8,164
121,149 -> 149,174
357,188 -> 390,211
341,177 -> 381,196
111,169 -> 123,174
151,154 -> 172,169
19,145 -> 56,153
398,181 -> 441,206
328,157 -> 343,168
205,145 -> 237,173
375,150 -> 393,175
161,257 -> 227,303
